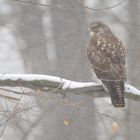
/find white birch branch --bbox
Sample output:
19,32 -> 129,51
0,74 -> 139,100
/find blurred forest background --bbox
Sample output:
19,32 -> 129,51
0,0 -> 140,139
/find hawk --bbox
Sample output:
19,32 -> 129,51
87,22 -> 126,108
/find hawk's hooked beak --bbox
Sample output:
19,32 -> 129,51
88,28 -> 94,36
87,27 -> 91,33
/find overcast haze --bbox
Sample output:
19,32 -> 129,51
0,0 -> 140,140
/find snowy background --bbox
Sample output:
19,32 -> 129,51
0,0 -> 140,139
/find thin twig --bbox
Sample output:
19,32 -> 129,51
12,0 -> 127,11
84,0 -> 127,11
0,93 -> 20,101
0,87 -> 33,96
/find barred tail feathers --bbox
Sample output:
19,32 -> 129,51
102,80 -> 125,108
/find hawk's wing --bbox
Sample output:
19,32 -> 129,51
87,38 -> 126,81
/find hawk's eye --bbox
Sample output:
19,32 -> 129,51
91,24 -> 98,28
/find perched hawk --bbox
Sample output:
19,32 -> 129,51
87,22 -> 126,107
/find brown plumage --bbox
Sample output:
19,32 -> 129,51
87,22 -> 126,107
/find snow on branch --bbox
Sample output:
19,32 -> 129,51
0,74 -> 139,100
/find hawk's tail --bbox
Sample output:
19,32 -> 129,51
102,80 -> 125,108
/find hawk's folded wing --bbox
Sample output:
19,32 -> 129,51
87,38 -> 126,81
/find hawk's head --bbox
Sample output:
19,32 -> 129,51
89,22 -> 109,36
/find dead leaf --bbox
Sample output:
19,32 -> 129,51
64,120 -> 70,126
112,122 -> 119,133
36,88 -> 43,95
